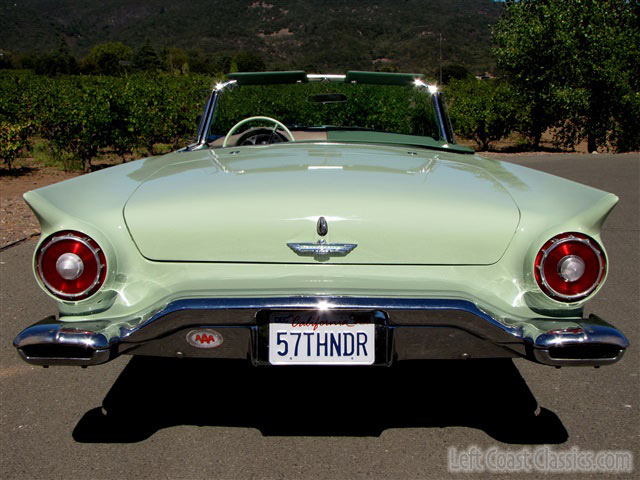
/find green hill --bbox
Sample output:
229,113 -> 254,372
0,0 -> 503,73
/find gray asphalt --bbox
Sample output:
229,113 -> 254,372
1,153 -> 638,480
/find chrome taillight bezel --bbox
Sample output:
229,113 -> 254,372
36,231 -> 106,300
534,232 -> 606,302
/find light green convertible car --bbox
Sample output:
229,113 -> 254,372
14,71 -> 629,368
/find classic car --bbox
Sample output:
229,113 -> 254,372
14,71 -> 629,368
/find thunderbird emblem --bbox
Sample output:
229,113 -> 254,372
288,240 -> 357,256
288,217 -> 357,256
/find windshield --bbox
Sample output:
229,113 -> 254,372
207,81 -> 443,148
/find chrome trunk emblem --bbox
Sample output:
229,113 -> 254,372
287,240 -> 357,257
288,216 -> 356,257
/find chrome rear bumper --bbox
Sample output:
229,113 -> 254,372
13,297 -> 629,367
14,317 -> 114,366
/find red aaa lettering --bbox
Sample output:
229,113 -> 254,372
195,334 -> 217,344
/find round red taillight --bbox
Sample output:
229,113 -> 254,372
36,231 -> 106,300
534,232 -> 606,301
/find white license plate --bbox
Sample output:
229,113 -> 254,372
268,313 -> 375,365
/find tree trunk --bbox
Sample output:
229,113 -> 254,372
587,133 -> 597,153
532,131 -> 542,149
475,135 -> 489,151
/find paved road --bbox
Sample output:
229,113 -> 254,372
1,154 -> 638,479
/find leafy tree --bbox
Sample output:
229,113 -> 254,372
165,47 -> 189,74
16,53 -> 39,70
105,80 -> 138,163
88,42 -> 132,75
446,78 -> 519,151
375,64 -> 399,73
0,72 -> 211,169
232,51 -> 266,72
38,78 -> 112,171
34,40 -> 78,76
133,40 -> 162,72
78,57 -> 99,75
0,121 -> 31,169
493,0 -> 639,152
439,64 -> 472,85
187,49 -> 212,74
209,52 -> 232,74
0,52 -> 13,69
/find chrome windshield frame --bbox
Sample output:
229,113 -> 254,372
188,80 -> 238,150
190,73 -> 456,150
413,79 -> 454,144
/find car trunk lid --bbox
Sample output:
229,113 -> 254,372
124,144 -> 519,264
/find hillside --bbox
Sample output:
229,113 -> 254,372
0,0 -> 503,73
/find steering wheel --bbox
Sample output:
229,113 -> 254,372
222,116 -> 295,148
236,127 -> 288,146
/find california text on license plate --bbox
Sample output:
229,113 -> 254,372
268,311 -> 375,365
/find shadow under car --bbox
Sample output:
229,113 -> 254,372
73,357 -> 568,444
